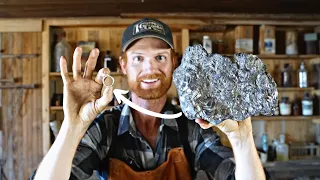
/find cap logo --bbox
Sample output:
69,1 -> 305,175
133,20 -> 165,35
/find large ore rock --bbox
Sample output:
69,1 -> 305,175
173,45 -> 278,125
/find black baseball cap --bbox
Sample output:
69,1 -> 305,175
121,18 -> 174,52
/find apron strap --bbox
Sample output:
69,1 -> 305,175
176,116 -> 196,179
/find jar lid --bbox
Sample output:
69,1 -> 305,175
203,35 -> 210,39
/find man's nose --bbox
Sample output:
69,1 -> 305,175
142,58 -> 157,73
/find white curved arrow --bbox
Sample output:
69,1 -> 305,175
113,89 -> 182,119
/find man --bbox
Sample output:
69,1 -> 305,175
32,18 -> 267,180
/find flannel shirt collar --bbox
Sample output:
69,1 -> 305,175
117,100 -> 179,136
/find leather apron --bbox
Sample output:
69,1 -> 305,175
108,147 -> 192,180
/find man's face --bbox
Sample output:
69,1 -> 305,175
120,37 -> 174,100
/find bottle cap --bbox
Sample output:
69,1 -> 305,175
203,35 -> 210,39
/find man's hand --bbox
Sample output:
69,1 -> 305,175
195,117 -> 253,142
60,47 -> 113,132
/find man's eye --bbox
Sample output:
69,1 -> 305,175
133,56 -> 143,61
155,55 -> 166,61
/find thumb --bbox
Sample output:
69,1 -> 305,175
95,86 -> 114,113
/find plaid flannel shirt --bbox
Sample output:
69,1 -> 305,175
69,101 -> 236,180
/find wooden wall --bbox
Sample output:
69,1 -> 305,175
1,0 -> 320,18
0,32 -> 42,180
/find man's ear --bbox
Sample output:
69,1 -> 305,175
119,56 -> 127,74
172,53 -> 179,70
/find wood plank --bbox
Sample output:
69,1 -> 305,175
46,17 -> 207,29
30,32 -> 38,178
42,21 -> 50,154
22,32 -> 33,179
2,32 -> 15,180
0,19 -> 42,32
12,32 -> 24,180
50,106 -> 114,111
122,13 -> 320,26
122,13 -> 320,21
181,29 -> 189,53
252,116 -> 320,121
277,87 -> 314,92
35,32 -> 43,169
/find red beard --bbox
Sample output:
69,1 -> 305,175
128,73 -> 172,99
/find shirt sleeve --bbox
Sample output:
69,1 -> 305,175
188,122 -> 235,179
70,113 -> 115,180
29,111 -> 116,180
189,122 -> 271,180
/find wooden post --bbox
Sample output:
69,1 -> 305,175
181,29 -> 189,53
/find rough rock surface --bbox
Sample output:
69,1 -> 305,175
173,45 -> 278,125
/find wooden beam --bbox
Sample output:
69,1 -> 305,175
181,29 -> 189,53
0,19 -> 42,32
41,21 -> 50,155
122,13 -> 320,26
121,12 -> 320,21
45,17 -> 207,29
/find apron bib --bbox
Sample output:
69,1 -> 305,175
108,147 -> 192,180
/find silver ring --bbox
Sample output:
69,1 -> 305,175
102,74 -> 114,87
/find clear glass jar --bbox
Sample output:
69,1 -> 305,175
302,92 -> 313,116
54,32 -> 72,72
280,97 -> 291,115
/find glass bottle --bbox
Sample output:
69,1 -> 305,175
313,94 -> 319,115
302,92 -> 313,116
276,134 -> 289,161
104,50 -> 117,72
54,32 -> 72,72
311,64 -> 318,88
281,64 -> 292,87
279,97 -> 291,116
267,140 -> 277,162
262,133 -> 269,153
285,30 -> 298,55
274,102 -> 280,116
203,35 -> 212,54
171,96 -> 179,106
298,61 -> 308,88
316,64 -> 320,89
292,98 -> 301,116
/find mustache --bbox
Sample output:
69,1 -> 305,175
137,74 -> 165,82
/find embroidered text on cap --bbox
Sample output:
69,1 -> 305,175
133,21 -> 165,35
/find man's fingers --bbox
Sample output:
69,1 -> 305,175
72,47 -> 82,80
195,119 -> 212,129
94,86 -> 114,114
60,56 -> 70,84
95,68 -> 111,85
84,48 -> 99,79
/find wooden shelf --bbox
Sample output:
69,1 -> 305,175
252,116 -> 320,121
50,72 -> 123,77
50,106 -> 114,111
222,54 -> 320,59
258,54 -> 320,59
277,87 -> 314,91
49,107 -> 320,122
